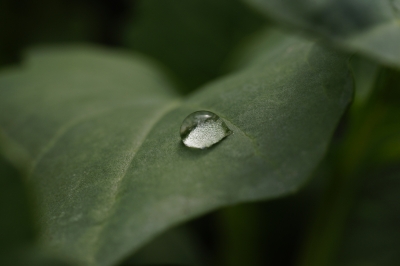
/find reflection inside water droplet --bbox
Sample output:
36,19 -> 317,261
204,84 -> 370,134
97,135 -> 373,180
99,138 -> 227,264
180,111 -> 232,149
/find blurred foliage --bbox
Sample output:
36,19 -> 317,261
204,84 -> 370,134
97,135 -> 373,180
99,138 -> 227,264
0,0 -> 129,67
243,0 -> 400,69
336,166 -> 400,266
123,0 -> 267,92
0,0 -> 266,93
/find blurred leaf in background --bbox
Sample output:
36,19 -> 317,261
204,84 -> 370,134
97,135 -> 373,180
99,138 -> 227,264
123,0 -> 267,92
0,0 -> 130,68
242,0 -> 400,69
336,166 -> 400,266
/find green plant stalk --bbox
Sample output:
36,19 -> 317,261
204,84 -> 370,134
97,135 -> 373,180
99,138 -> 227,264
296,104 -> 387,266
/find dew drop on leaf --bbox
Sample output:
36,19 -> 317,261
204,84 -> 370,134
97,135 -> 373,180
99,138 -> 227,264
180,111 -> 232,149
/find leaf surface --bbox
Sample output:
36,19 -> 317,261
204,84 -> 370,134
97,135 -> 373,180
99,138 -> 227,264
0,32 -> 352,266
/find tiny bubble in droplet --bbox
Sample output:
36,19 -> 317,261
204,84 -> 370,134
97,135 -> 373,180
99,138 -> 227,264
180,111 -> 232,149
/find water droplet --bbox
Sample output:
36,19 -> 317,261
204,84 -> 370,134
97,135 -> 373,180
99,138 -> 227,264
180,111 -> 232,149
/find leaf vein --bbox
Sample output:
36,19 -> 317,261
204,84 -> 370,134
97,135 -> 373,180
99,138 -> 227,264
27,100 -> 170,179
90,99 -> 181,263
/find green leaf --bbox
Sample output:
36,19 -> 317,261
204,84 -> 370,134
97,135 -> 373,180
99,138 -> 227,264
0,31 -> 352,266
243,0 -> 400,68
123,0 -> 266,91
